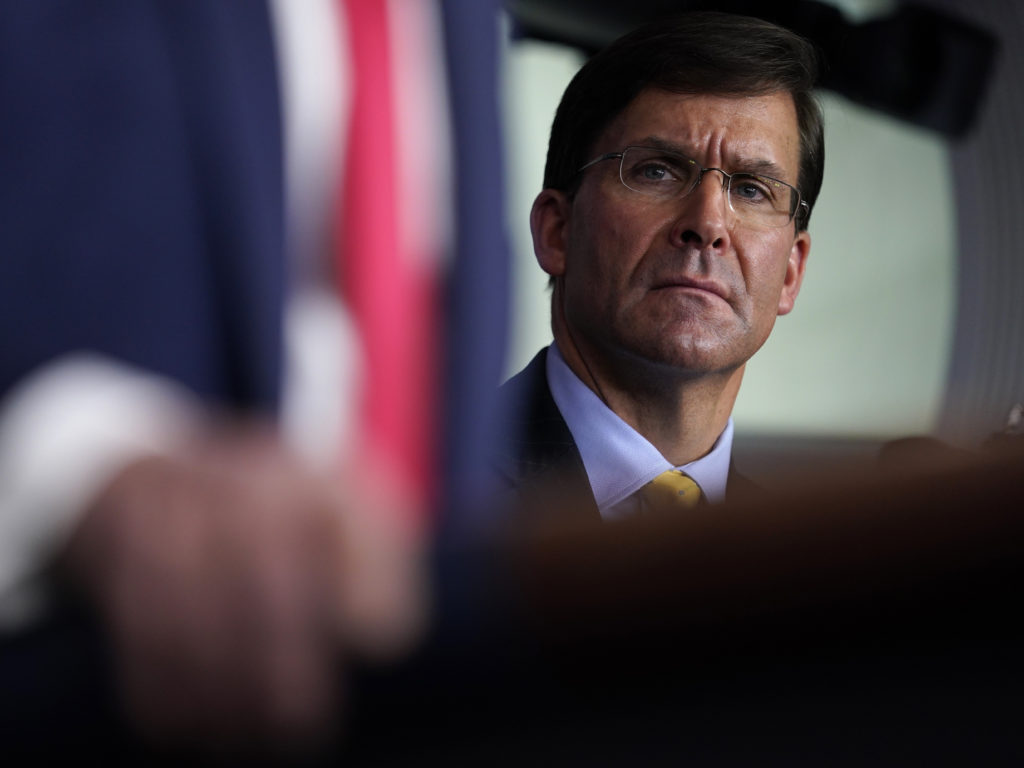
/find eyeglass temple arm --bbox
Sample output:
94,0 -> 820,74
576,152 -> 624,173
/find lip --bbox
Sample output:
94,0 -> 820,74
651,276 -> 729,301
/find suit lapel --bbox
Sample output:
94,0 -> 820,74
493,350 -> 600,521
726,463 -> 761,503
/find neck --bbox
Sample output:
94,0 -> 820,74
552,300 -> 741,466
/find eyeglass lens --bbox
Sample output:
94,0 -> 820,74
618,147 -> 797,227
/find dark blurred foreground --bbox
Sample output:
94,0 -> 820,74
4,438 -> 1024,765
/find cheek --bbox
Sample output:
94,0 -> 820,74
738,232 -> 793,302
567,211 -> 629,289
588,212 -> 665,288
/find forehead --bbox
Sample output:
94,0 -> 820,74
598,88 -> 801,181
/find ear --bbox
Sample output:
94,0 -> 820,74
529,189 -> 572,278
776,229 -> 810,316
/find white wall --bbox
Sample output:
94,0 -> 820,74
500,37 -> 584,372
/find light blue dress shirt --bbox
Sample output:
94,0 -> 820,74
545,344 -> 734,520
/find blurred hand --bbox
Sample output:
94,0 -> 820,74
58,423 -> 428,752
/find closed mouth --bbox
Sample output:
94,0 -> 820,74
652,277 -> 727,301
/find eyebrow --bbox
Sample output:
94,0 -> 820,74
637,135 -> 793,183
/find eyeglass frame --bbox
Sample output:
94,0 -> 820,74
576,145 -> 809,229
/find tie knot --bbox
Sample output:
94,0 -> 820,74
641,469 -> 703,513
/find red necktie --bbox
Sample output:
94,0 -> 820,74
338,0 -> 438,515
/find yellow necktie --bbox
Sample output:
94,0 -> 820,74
640,469 -> 703,513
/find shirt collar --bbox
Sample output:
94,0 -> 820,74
545,344 -> 733,514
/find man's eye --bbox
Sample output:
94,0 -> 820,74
628,158 -> 691,187
636,163 -> 675,182
731,176 -> 774,203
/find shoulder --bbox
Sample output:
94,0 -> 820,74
496,349 -> 550,414
493,349 -> 574,478
491,349 -> 597,519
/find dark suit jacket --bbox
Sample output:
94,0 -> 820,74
0,2 -> 516,755
0,0 -> 285,413
0,3 -> 285,751
492,348 -> 759,520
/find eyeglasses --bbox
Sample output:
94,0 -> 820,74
577,146 -> 807,229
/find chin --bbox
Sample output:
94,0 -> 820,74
638,332 -> 747,376
628,341 -> 718,374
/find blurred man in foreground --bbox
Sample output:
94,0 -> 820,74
0,0 -> 456,753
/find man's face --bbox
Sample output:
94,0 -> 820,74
536,88 -> 810,382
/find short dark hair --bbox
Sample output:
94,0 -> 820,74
543,11 -> 824,231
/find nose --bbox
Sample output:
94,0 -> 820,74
669,167 -> 732,250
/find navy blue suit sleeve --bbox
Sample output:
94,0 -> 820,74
0,0 -> 285,412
